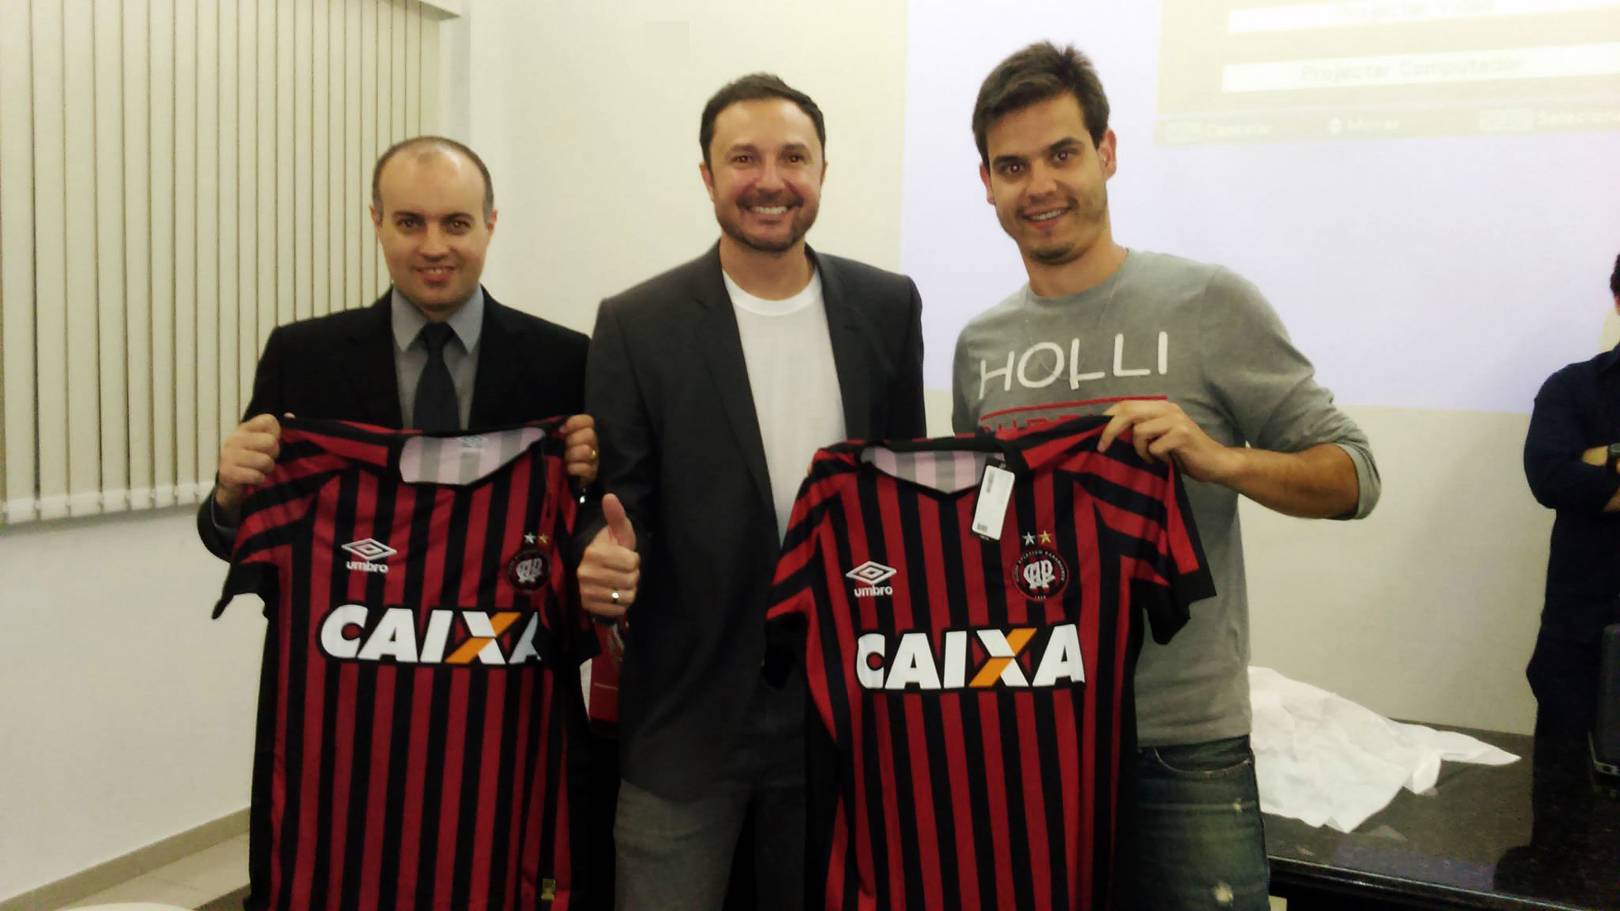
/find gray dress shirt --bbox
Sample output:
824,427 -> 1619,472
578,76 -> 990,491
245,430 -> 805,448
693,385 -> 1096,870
391,286 -> 484,429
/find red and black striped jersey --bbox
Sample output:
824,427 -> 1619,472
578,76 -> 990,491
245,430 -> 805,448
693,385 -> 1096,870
765,415 -> 1214,911
215,418 -> 585,911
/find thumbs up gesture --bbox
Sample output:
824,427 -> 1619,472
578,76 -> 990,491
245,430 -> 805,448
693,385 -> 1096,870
579,493 -> 640,620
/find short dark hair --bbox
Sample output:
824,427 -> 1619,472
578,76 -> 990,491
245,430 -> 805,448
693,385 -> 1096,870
699,73 -> 826,166
1611,251 -> 1620,299
372,135 -> 494,219
972,42 -> 1110,166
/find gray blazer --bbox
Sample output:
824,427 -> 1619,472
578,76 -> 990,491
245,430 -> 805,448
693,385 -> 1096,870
581,243 -> 926,799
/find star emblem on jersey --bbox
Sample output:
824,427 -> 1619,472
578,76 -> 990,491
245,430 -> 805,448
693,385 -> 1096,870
1013,542 -> 1069,601
846,561 -> 897,598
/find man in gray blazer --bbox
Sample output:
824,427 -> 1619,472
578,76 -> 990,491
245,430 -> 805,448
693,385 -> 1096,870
575,74 -> 927,910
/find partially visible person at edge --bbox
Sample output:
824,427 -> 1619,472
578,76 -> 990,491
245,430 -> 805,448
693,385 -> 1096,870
1501,248 -> 1620,911
1523,250 -> 1620,739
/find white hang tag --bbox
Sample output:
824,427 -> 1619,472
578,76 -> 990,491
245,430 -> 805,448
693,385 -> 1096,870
971,463 -> 1016,541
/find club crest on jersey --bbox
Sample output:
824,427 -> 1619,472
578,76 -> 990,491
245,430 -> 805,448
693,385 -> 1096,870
846,560 -> 897,598
341,537 -> 396,574
508,550 -> 546,589
856,625 -> 1086,690
505,528 -> 550,593
1013,534 -> 1068,601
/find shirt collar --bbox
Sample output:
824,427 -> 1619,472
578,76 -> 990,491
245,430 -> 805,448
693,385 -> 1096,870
390,286 -> 485,353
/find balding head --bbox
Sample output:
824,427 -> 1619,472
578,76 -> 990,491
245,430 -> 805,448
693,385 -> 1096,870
371,136 -> 494,219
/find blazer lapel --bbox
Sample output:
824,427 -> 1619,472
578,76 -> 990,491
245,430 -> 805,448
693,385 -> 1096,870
812,248 -> 873,440
692,247 -> 775,515
342,294 -> 404,427
470,291 -> 527,428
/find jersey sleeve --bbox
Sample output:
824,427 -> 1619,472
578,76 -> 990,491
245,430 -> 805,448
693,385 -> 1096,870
212,468 -> 329,619
1127,462 -> 1215,643
1160,465 -> 1215,604
762,471 -> 834,687
1081,446 -> 1216,644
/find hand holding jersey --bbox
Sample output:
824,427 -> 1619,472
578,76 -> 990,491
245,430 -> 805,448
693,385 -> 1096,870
1098,399 -> 1360,519
1097,399 -> 1237,479
213,413 -> 285,523
577,493 -> 639,621
559,413 -> 600,483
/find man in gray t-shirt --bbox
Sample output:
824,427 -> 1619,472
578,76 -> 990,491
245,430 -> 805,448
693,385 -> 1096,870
955,43 -> 1379,910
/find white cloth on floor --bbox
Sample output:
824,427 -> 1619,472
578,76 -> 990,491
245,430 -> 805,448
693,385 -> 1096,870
1248,665 -> 1518,833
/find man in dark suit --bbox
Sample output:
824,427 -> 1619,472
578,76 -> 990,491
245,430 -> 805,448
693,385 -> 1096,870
198,135 -> 597,556
197,136 -> 613,909
575,75 -> 927,910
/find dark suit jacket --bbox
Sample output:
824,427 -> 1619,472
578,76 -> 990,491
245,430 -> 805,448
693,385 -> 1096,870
196,289 -> 588,559
582,243 -> 926,799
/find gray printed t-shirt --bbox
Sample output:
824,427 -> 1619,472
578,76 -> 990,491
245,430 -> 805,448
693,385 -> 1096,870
951,249 -> 1380,747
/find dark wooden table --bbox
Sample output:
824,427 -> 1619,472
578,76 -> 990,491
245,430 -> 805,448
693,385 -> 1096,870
1265,727 -> 1620,910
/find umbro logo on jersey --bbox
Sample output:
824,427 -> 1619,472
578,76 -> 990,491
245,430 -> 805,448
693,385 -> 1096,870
855,625 -> 1085,691
341,538 -> 397,574
846,561 -> 897,598
320,605 -> 546,666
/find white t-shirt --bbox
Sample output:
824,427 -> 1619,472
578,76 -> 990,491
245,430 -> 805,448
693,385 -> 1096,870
724,268 -> 846,541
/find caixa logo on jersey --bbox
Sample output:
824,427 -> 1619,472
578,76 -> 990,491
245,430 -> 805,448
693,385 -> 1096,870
856,625 -> 1085,691
319,606 -> 547,666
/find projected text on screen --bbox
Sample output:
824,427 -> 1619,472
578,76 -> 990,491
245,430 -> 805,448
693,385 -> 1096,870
1156,0 -> 1620,144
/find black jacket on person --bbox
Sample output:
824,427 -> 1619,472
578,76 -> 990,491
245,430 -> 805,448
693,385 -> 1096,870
196,288 -> 588,560
1524,343 -> 1620,728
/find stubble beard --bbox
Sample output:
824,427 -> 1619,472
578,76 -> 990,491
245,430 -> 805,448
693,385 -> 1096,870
718,192 -> 818,255
1018,186 -> 1108,268
721,217 -> 805,254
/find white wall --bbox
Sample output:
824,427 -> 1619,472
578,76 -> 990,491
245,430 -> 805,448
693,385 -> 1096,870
467,0 -> 910,334
0,511 -> 263,899
1245,407 -> 1547,732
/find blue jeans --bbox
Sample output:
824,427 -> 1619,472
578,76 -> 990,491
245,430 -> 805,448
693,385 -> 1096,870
1130,735 -> 1271,910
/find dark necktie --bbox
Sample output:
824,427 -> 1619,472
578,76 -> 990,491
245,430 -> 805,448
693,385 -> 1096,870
414,322 -> 460,433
